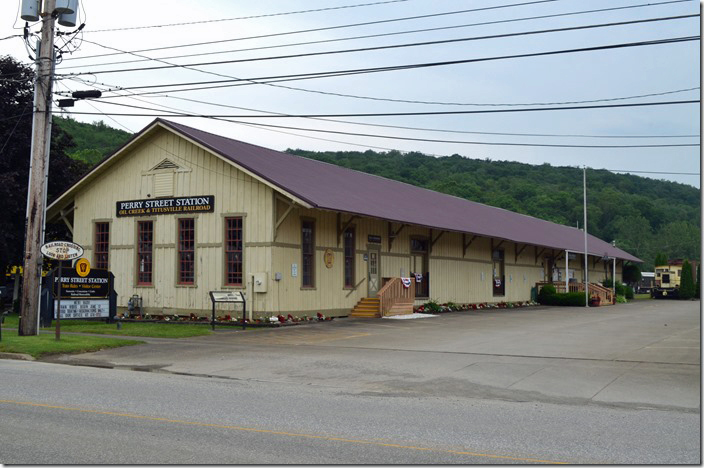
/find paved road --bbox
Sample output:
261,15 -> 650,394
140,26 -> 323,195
1,300 -> 700,463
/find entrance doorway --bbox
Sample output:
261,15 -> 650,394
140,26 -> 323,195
367,244 -> 381,297
410,238 -> 429,298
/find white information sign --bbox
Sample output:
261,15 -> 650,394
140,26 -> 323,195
209,291 -> 244,303
54,299 -> 109,319
291,263 -> 298,277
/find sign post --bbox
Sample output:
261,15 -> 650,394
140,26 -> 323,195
40,241 -> 83,340
209,291 -> 246,331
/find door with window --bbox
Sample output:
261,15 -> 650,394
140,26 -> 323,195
410,238 -> 429,298
367,244 -> 381,297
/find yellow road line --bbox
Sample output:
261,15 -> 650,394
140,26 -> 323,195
0,399 -> 567,464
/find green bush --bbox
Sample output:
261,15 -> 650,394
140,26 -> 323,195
538,286 -> 587,307
537,284 -> 557,304
625,285 -> 634,300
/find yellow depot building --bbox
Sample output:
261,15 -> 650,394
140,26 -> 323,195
47,119 -> 640,318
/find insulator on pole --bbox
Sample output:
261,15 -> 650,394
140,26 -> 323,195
20,0 -> 40,22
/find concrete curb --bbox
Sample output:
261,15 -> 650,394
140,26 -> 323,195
0,352 -> 35,361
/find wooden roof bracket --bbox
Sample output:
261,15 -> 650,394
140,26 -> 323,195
553,249 -> 563,262
515,243 -> 527,263
388,222 -> 406,252
337,214 -> 359,247
535,247 -> 546,264
429,229 -> 444,254
273,196 -> 295,241
463,234 -> 478,257
59,205 -> 75,237
491,238 -> 505,252
593,256 -> 600,268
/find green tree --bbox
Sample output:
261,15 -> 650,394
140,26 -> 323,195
656,221 -> 701,261
654,253 -> 668,267
0,55 -> 89,278
679,260 -> 695,300
622,264 -> 642,287
612,215 -> 653,263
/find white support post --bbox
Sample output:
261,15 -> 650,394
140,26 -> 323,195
565,250 -> 569,293
613,257 -> 616,300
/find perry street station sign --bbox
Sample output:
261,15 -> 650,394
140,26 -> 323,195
116,195 -> 215,217
53,268 -> 112,319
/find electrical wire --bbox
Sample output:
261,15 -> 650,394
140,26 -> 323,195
56,36 -> 701,98
160,94 -> 702,138
63,75 -> 700,141
63,101 -> 699,149
62,15 -> 699,77
85,0 -> 413,33
61,0 -> 694,63
607,169 -> 699,175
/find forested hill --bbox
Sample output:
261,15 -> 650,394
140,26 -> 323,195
287,149 -> 700,270
54,116 -> 132,165
52,116 -> 699,270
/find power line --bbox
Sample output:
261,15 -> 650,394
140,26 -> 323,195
607,169 -> 699,175
60,99 -> 700,148
64,98 -> 700,118
61,0 -> 694,63
159,92 -> 701,137
61,15 -> 699,77
85,0 -> 413,33
58,36 -> 700,97
63,76 -> 700,140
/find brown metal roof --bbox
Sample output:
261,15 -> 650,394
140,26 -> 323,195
161,119 -> 640,263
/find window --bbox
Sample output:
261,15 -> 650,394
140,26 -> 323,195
94,222 -> 110,269
492,249 -> 505,296
225,217 -> 243,286
301,219 -> 315,288
137,221 -> 153,285
178,218 -> 195,285
343,227 -> 355,288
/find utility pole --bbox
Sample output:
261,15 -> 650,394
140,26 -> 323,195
583,166 -> 589,307
19,0 -> 57,336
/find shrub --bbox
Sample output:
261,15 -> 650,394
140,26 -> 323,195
539,289 -> 587,307
422,299 -> 442,313
679,260 -> 695,300
625,285 -> 634,300
537,284 -> 557,304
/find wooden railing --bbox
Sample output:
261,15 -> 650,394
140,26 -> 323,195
536,282 -> 614,305
377,277 -> 416,317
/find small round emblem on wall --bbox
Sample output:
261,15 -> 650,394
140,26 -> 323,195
324,248 -> 334,269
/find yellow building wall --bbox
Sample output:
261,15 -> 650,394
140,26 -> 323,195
67,127 -> 629,319
72,128 -> 274,315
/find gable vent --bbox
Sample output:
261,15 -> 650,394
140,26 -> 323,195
152,159 -> 179,171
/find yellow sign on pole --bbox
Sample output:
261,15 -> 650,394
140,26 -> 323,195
76,258 -> 91,277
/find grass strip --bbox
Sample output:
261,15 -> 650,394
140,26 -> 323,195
2,315 -> 215,338
0,333 -> 143,359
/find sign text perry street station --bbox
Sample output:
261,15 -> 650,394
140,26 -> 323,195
116,195 -> 214,217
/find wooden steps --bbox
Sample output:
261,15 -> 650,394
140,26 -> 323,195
349,297 -> 380,318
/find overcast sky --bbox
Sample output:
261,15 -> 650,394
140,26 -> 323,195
3,0 -> 701,187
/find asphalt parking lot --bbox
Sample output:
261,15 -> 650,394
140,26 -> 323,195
49,299 -> 700,411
